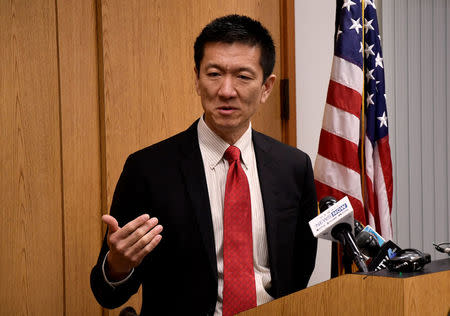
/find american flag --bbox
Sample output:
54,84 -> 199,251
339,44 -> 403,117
314,0 -> 393,239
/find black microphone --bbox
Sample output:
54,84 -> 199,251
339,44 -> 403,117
319,196 -> 337,212
351,223 -> 402,271
354,219 -> 365,237
331,223 -> 369,273
353,220 -> 380,258
318,196 -> 369,273
433,242 -> 450,255
355,230 -> 381,258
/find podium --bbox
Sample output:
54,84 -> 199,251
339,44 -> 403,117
239,259 -> 450,316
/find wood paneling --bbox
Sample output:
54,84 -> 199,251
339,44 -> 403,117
0,0 -> 64,314
56,0 -> 103,315
0,1 -> 286,314
280,0 -> 296,147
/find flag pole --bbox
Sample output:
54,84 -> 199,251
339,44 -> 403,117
360,0 -> 366,221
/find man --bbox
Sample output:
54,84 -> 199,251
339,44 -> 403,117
91,14 -> 317,316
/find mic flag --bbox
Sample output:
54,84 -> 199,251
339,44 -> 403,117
368,240 -> 401,271
309,196 -> 355,242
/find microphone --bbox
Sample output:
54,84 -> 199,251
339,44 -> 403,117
354,224 -> 384,259
331,223 -> 369,273
361,225 -> 385,246
433,242 -> 450,255
309,196 -> 368,273
355,230 -> 380,258
311,196 -> 353,240
352,222 -> 400,271
354,219 -> 365,237
319,196 -> 338,213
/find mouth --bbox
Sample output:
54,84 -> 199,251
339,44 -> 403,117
217,106 -> 238,113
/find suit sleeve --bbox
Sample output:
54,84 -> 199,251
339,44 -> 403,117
90,154 -> 148,309
294,153 -> 318,290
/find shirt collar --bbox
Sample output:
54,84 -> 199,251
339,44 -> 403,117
197,116 -> 252,170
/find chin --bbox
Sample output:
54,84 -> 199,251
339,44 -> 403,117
216,120 -> 241,130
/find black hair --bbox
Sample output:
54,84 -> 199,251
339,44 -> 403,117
194,14 -> 275,82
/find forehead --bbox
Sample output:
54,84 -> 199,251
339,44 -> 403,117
200,42 -> 262,72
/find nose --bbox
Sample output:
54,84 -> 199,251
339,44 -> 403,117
218,75 -> 237,99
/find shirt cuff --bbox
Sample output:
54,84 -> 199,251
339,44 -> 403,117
102,250 -> 134,288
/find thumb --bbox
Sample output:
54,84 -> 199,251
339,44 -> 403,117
102,214 -> 120,234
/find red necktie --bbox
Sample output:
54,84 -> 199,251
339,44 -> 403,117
222,145 -> 256,316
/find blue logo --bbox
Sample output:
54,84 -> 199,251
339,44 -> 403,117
388,248 -> 396,259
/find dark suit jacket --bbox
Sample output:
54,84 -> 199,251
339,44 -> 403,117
90,121 -> 318,316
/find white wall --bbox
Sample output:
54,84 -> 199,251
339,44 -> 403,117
381,0 -> 450,260
295,0 -> 335,286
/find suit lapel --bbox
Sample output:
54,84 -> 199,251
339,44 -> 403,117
252,131 -> 282,287
179,122 -> 218,280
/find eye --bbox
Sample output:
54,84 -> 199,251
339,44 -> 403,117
237,74 -> 252,80
206,72 -> 221,78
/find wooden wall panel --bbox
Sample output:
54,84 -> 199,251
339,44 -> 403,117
98,1 -> 281,314
0,1 -> 285,314
280,0 -> 296,146
56,0 -> 103,315
0,0 -> 64,314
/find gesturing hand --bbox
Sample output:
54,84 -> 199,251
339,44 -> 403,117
102,213 -> 163,281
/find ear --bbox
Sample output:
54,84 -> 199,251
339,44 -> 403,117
260,74 -> 276,104
194,67 -> 201,96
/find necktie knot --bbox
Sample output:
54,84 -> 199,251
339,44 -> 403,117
224,146 -> 241,164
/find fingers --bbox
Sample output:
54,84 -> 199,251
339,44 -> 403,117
103,213 -> 163,272
126,223 -> 163,266
104,213 -> 150,239
131,221 -> 163,254
102,214 -> 120,234
108,214 -> 155,249
120,214 -> 151,236
139,228 -> 163,256
122,217 -> 160,248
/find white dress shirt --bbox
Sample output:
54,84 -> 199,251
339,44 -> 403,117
197,117 -> 273,316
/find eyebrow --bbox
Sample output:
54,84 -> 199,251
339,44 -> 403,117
204,63 -> 257,75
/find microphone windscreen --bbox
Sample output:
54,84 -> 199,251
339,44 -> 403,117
319,196 -> 337,213
355,231 -> 380,257
362,225 -> 385,246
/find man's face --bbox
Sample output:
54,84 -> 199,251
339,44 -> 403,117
195,42 -> 275,144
